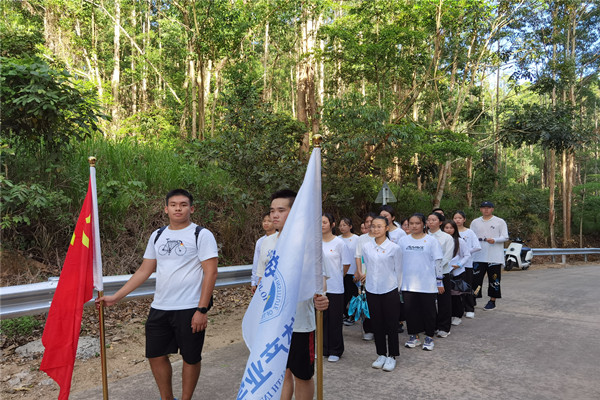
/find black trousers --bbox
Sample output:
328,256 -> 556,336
472,262 -> 502,299
402,291 -> 437,338
323,293 -> 344,357
343,274 -> 359,318
436,274 -> 452,332
451,272 -> 465,318
462,268 -> 475,312
366,289 -> 400,357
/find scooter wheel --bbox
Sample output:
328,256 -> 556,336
522,265 -> 530,270
505,260 -> 516,271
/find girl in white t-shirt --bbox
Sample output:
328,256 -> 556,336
380,205 -> 406,244
322,213 -> 351,362
453,211 -> 481,319
442,220 -> 471,327
400,213 -> 443,351
251,212 -> 276,293
338,217 -> 359,325
362,216 -> 402,372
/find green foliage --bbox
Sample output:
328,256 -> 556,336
0,316 -> 42,338
0,57 -> 107,152
501,103 -> 590,151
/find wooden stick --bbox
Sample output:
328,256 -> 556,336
97,291 -> 109,400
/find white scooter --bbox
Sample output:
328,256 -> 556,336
504,238 -> 533,271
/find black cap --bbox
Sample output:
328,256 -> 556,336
479,201 -> 494,208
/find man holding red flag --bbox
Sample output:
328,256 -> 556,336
96,189 -> 218,400
41,179 -> 95,400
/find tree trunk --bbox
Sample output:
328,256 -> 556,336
131,7 -> 137,115
432,160 -> 450,208
262,20 -> 270,102
111,0 -> 121,128
549,149 -> 556,247
466,156 -> 473,207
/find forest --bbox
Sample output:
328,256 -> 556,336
1,0 -> 599,280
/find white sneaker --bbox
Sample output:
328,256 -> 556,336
362,333 -> 374,341
382,357 -> 396,372
422,336 -> 434,351
327,355 -> 339,362
465,312 -> 475,319
451,317 -> 462,326
372,355 -> 386,369
437,330 -> 450,338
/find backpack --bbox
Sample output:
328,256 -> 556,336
153,224 -> 213,311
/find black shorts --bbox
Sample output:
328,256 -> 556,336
145,307 -> 205,364
286,331 -> 315,381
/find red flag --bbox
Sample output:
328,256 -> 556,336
41,178 -> 95,399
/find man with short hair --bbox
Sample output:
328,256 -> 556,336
256,189 -> 329,400
96,189 -> 218,400
469,201 -> 508,311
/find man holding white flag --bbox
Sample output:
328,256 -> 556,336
240,146 -> 328,400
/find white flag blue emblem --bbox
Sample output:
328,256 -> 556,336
238,147 -> 323,400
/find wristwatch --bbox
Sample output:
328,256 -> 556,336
196,307 -> 208,314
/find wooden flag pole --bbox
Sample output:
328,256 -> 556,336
316,308 -> 324,400
89,157 -> 109,400
313,134 -> 324,400
97,291 -> 109,400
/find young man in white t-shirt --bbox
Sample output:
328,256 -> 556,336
256,189 -> 329,400
96,189 -> 218,400
469,201 -> 509,311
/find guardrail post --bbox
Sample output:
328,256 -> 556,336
561,255 -> 567,264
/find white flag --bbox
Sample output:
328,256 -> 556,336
238,147 -> 322,400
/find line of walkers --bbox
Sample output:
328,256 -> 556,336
251,201 -> 508,373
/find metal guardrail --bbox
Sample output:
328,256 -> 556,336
532,248 -> 600,264
0,265 -> 252,320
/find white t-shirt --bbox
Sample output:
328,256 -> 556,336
144,223 -> 218,310
256,232 -> 317,332
251,235 -> 267,286
362,238 -> 402,294
428,230 -> 454,274
458,228 -> 481,269
355,233 -> 375,258
388,227 -> 407,244
449,237 -> 471,276
399,234 -> 443,294
470,216 -> 509,265
339,234 -> 359,275
323,236 -> 352,294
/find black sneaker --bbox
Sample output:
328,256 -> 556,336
483,300 -> 496,311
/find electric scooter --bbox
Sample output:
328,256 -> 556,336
504,238 -> 533,271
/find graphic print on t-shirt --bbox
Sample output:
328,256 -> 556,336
158,238 -> 187,256
406,245 -> 425,252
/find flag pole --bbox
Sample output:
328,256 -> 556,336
312,135 -> 324,400
89,156 -> 109,400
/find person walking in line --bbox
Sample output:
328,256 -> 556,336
338,217 -> 359,326
96,189 -> 218,400
322,213 -> 352,362
400,218 -> 410,235
355,212 -> 378,340
362,216 -> 402,371
426,212 -> 454,338
453,211 -> 481,318
250,212 -> 276,294
469,201 -> 509,311
400,213 -> 443,351
442,220 -> 471,326
380,205 -> 406,244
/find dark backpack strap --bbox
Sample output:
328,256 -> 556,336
153,226 -> 168,244
194,225 -> 204,248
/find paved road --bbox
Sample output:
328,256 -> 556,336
73,265 -> 600,400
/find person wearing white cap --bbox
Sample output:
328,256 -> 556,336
469,201 -> 509,311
